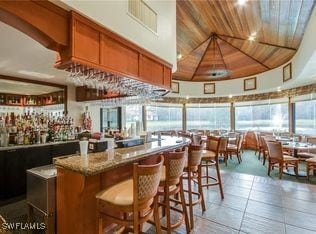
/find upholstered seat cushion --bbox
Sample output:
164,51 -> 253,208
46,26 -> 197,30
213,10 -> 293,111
226,144 -> 237,150
96,179 -> 133,205
202,150 -> 215,158
306,157 -> 316,163
298,152 -> 316,159
283,155 -> 299,161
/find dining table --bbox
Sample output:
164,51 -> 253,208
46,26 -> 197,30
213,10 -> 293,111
281,141 -> 316,176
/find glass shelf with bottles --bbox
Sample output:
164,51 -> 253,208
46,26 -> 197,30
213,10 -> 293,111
0,111 -> 78,147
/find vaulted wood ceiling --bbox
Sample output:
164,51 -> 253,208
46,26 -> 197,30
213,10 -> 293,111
173,0 -> 315,82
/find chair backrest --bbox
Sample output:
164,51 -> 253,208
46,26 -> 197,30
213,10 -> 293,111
262,136 -> 276,151
266,141 -> 283,160
134,155 -> 164,207
237,134 -> 244,151
206,136 -> 227,156
192,134 -> 202,145
219,137 -> 228,154
187,144 -> 203,171
307,137 -> 316,145
164,151 -> 186,185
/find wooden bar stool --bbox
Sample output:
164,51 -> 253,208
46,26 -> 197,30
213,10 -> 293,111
157,151 -> 190,233
96,155 -> 164,234
200,136 -> 226,199
183,144 -> 205,230
306,157 -> 316,180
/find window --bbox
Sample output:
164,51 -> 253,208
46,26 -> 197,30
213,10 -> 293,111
125,105 -> 143,130
186,107 -> 230,130
101,107 -> 121,131
235,103 -> 289,131
295,100 -> 316,135
146,105 -> 182,131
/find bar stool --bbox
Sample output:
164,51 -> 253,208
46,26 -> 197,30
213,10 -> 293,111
157,151 -> 190,233
95,155 -> 164,234
183,144 -> 205,229
306,157 -> 316,180
201,136 -> 226,199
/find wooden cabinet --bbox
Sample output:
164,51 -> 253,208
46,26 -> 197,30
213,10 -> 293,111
4,149 -> 26,198
51,141 -> 79,158
75,86 -> 121,102
25,146 -> 51,170
0,151 -> 5,199
0,142 -> 79,201
56,11 -> 172,91
0,91 -> 64,107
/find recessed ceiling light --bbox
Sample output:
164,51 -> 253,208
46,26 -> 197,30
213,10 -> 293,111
248,35 -> 256,41
18,70 -> 54,79
237,0 -> 247,6
228,94 -> 233,98
186,96 -> 189,99
177,53 -> 183,60
277,87 -> 282,92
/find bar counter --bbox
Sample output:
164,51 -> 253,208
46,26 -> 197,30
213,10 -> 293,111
54,136 -> 190,176
55,136 -> 190,234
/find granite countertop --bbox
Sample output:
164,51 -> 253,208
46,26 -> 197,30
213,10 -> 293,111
54,136 -> 190,176
0,140 -> 79,151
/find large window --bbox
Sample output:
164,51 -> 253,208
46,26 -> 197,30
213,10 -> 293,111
235,103 -> 289,131
125,105 -> 143,130
146,105 -> 182,131
186,106 -> 230,130
295,100 -> 316,135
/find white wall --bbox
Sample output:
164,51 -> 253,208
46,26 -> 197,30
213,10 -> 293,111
60,0 -> 177,70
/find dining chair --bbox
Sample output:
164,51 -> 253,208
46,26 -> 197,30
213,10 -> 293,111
306,157 -> 316,180
266,141 -> 298,179
226,134 -> 244,165
297,137 -> 316,160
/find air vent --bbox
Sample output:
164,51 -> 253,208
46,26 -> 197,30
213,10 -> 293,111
128,0 -> 157,33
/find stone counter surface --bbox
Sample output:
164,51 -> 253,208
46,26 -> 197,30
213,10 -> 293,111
54,136 -> 190,176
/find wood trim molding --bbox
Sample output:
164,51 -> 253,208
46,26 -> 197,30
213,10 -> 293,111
159,84 -> 316,104
0,0 -> 69,51
0,74 -> 67,89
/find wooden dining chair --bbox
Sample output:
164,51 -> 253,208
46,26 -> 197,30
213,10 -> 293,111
266,141 -> 298,179
226,134 -> 244,165
297,137 -> 316,160
96,155 -> 164,234
306,157 -> 316,180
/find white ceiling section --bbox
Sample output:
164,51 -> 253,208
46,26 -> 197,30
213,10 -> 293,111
0,21 -> 68,85
0,2 -> 314,98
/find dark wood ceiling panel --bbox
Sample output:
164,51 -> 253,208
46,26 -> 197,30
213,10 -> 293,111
174,0 -> 315,82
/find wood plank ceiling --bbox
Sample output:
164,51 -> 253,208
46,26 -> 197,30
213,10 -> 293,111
173,0 -> 315,81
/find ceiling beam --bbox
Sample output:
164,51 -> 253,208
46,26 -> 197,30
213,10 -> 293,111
177,36 -> 212,62
217,33 -> 297,51
217,35 -> 271,70
215,38 -> 228,73
190,35 -> 214,81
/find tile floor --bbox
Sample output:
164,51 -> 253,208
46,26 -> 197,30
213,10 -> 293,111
147,170 -> 316,234
1,170 -> 316,233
